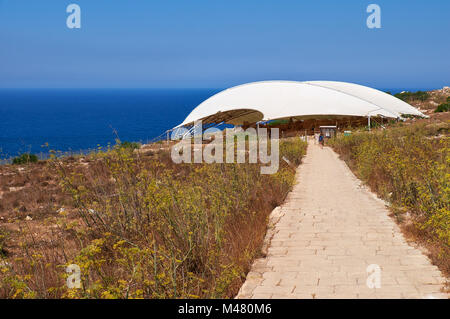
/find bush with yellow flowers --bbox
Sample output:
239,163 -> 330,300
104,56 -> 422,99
1,137 -> 307,298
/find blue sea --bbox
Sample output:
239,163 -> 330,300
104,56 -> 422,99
0,87 -> 428,161
0,89 -> 220,159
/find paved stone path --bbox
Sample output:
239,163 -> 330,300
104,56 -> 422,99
237,141 -> 448,299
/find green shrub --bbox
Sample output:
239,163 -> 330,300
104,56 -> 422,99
12,153 -> 38,165
0,229 -> 7,257
435,103 -> 450,113
118,141 -> 141,150
394,91 -> 429,102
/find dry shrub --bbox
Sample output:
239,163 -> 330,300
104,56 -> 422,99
1,138 -> 307,298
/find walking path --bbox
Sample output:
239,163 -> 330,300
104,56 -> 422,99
237,141 -> 448,299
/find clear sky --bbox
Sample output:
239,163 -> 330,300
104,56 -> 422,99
0,0 -> 449,89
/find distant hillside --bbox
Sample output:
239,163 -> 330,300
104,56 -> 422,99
395,86 -> 450,121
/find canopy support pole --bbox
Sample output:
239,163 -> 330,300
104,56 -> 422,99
368,115 -> 371,131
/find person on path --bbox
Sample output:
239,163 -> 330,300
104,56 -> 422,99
319,133 -> 324,148
314,132 -> 319,145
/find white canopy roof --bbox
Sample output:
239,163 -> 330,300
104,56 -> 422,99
176,81 -> 425,127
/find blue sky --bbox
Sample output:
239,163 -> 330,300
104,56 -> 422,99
0,0 -> 449,89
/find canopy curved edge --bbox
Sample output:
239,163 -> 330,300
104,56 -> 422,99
174,81 -> 425,129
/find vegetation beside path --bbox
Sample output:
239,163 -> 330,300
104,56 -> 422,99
0,138 -> 307,298
329,122 -> 449,277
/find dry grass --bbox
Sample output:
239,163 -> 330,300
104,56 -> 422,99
0,138 -> 307,298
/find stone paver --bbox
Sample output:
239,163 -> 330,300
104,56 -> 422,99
237,141 -> 448,299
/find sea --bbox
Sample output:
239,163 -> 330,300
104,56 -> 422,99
0,87 -> 428,161
0,89 -> 220,160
